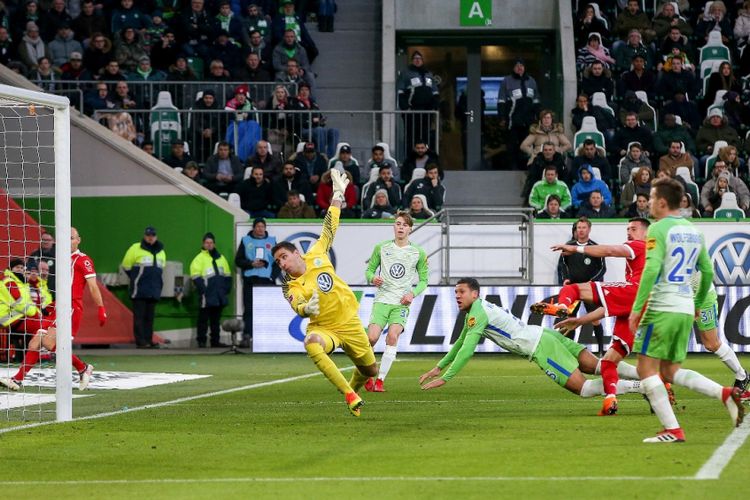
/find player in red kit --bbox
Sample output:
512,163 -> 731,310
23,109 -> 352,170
531,218 -> 651,416
0,227 -> 107,392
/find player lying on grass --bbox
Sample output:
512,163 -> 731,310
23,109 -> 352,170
629,178 -> 743,443
272,169 -> 377,417
364,211 -> 428,392
1,228 -> 106,392
418,278 -> 643,402
532,218 -> 650,416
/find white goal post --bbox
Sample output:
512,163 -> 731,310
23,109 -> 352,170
0,84 -> 71,422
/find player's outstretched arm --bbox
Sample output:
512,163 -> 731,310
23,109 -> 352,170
309,170 -> 349,255
556,306 -> 606,331
552,243 -> 633,259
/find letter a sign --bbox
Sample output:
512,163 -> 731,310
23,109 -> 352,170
460,0 -> 492,26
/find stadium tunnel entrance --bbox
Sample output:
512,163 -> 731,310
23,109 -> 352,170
396,32 -> 560,171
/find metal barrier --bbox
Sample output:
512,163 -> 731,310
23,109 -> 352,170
88,107 -> 440,170
437,208 -> 535,284
33,80 -> 297,112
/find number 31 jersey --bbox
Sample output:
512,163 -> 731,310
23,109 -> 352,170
644,216 -> 711,314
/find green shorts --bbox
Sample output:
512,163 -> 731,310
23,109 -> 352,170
368,302 -> 409,329
531,328 -> 586,388
696,292 -> 719,333
633,310 -> 693,363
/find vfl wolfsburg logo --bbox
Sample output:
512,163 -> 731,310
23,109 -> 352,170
709,233 -> 750,285
317,272 -> 334,292
389,263 -> 406,279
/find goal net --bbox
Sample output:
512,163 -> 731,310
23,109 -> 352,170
0,84 -> 71,424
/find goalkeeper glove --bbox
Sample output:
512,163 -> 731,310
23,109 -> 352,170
303,290 -> 320,317
330,169 -> 349,203
98,306 -> 108,326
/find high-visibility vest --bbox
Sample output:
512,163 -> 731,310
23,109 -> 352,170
0,271 -> 38,327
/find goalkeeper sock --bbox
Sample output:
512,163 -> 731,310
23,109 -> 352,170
715,343 -> 747,380
349,369 -> 369,392
642,374 -> 680,430
600,360 -> 619,396
72,355 -> 86,372
617,361 -> 639,379
378,345 -> 397,381
557,284 -> 580,308
14,350 -> 40,382
673,368 -> 722,399
305,342 -> 352,395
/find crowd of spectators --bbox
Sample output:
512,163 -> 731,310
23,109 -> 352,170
1,0 -> 343,167
526,0 -> 750,220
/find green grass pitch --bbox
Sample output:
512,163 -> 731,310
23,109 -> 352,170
0,353 -> 748,499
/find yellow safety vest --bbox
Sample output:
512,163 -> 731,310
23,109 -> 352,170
0,270 -> 39,327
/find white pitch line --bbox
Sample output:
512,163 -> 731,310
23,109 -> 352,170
0,475 -> 695,486
695,420 -> 750,479
0,368 -> 353,435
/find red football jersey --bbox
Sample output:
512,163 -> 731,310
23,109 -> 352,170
624,239 -> 646,284
71,250 -> 96,303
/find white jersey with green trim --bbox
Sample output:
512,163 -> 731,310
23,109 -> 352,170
473,300 -> 544,359
367,240 -> 428,305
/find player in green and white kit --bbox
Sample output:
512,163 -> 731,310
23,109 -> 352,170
364,212 -> 429,392
691,272 -> 750,393
419,278 -> 643,402
629,178 -> 744,443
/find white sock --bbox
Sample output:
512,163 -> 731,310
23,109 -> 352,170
673,368 -> 722,399
642,374 -> 680,430
594,359 -> 601,375
580,379 -> 603,398
715,343 -> 747,380
378,345 -> 398,381
617,361 -> 639,380
616,379 -> 643,394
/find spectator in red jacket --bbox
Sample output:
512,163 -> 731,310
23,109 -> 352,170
316,169 -> 356,218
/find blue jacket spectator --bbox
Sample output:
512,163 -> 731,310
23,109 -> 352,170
570,164 -> 612,208
111,0 -> 151,34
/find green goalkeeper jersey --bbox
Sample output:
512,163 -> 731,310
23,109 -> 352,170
632,215 -> 713,315
437,299 -> 544,381
365,240 -> 429,305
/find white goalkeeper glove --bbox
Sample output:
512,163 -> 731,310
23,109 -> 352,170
330,169 -> 349,203
303,290 -> 320,317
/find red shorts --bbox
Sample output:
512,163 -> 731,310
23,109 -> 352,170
15,316 -> 56,334
591,281 -> 638,356
46,302 -> 83,338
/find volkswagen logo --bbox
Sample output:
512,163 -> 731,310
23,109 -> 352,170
285,232 -> 337,268
317,272 -> 334,292
389,263 -> 406,279
709,232 -> 750,285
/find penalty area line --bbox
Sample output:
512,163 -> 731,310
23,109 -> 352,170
695,419 -> 750,480
0,475 -> 696,486
0,367 -> 354,436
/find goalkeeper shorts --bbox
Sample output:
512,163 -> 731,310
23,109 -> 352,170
307,317 -> 376,367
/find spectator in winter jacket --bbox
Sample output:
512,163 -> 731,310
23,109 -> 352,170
126,55 -> 166,108
213,0 -> 244,47
579,61 -> 615,101
121,226 -> 166,348
42,0 -> 73,41
114,27 -> 146,72
529,166 -> 572,211
236,166 -> 275,218
662,90 -> 701,132
657,55 -> 697,100
611,111 -> 654,161
652,2 -> 692,39
397,50 -> 439,149
48,24 -> 83,68
695,0 -> 733,46
519,109 -> 572,164
696,109 -> 741,158
722,91 -> 750,133
574,4 -> 610,48
622,192 -> 651,218
316,169 -> 356,217
203,141 -> 244,193
570,164 -> 612,208
362,189 -> 397,219
700,163 -> 750,214
736,1 -> 750,42
499,57 -> 540,161
570,94 -> 616,141
190,90 -> 224,163
362,164 -> 402,209
272,28 -> 311,75
653,113 -> 696,156
247,139 -> 281,180
72,0 -> 109,43
536,194 -> 571,219
327,144 -> 360,185
293,142 -> 327,186
190,232 -> 232,348
164,139 -> 193,170
0,27 -> 17,67
571,139 -> 612,184
403,163 -> 445,211
176,0 -> 213,61
18,22 -> 49,73
613,29 -> 655,71
576,33 -> 615,71
658,139 -> 695,177
209,29 -> 243,75
271,0 -> 318,63
704,62 -> 741,112
366,144 -> 400,181
272,161 -> 312,207
617,54 -> 656,100
522,144 -> 569,201
618,91 -> 655,129
618,142 -> 652,186
577,190 -> 616,219
408,194 -> 434,220
83,34 -> 112,77
278,189 -> 316,218
111,0 -> 150,34
59,52 -> 93,86
401,141 -> 440,183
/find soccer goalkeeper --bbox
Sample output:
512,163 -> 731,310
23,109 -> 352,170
272,169 -> 377,417
419,278 -> 643,403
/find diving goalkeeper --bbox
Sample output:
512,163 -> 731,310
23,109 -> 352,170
272,169 -> 377,417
